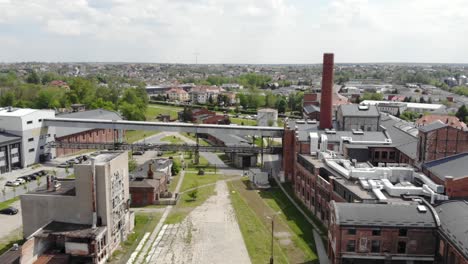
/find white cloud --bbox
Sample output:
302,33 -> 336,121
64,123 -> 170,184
0,0 -> 467,63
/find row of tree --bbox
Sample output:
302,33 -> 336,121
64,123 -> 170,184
0,71 -> 148,121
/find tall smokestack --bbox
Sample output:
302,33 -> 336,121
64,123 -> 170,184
319,53 -> 334,129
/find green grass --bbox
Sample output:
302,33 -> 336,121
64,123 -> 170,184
125,130 -> 160,143
108,212 -> 161,263
260,188 -> 319,261
147,104 -> 182,120
0,197 -> 19,210
161,135 -> 184,144
181,133 -> 210,146
231,117 -> 257,126
180,173 -> 219,192
227,181 -> 289,264
0,228 -> 23,255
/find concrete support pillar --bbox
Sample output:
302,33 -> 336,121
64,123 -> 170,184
194,133 -> 200,164
260,136 -> 264,168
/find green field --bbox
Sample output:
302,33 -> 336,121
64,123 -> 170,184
228,179 -> 318,264
161,135 -> 184,144
231,117 -> 257,126
0,197 -> 18,210
147,104 -> 182,120
125,130 -> 159,143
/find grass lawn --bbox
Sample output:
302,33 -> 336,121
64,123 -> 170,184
125,130 -> 160,143
228,179 -> 319,264
181,133 -> 210,146
0,228 -> 23,255
165,172 -> 220,224
228,180 -> 288,264
147,104 -> 182,120
161,135 -> 184,144
231,117 -> 257,126
109,212 -> 161,263
0,197 -> 19,210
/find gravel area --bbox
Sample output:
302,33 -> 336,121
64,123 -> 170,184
151,181 -> 251,264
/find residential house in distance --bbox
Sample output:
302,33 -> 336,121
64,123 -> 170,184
416,114 -> 467,130
54,109 -> 125,157
130,158 -> 173,206
189,86 -> 224,104
18,151 -> 134,264
165,87 -> 189,102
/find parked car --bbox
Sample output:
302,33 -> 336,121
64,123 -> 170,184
5,181 -> 20,187
37,170 -> 47,176
15,178 -> 26,184
28,174 -> 37,180
57,162 -> 70,168
133,151 -> 144,155
18,176 -> 32,182
0,207 -> 18,215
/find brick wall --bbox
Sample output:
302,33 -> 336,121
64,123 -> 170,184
418,127 -> 468,163
56,129 -> 122,157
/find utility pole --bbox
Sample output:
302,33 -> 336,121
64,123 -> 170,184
268,212 -> 281,264
194,52 -> 200,64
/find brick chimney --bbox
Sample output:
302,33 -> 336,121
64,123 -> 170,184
147,163 -> 154,179
319,53 -> 334,129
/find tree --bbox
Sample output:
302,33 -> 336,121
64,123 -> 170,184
128,158 -> 137,172
171,161 -> 180,176
456,105 -> 468,123
276,99 -> 287,113
0,91 -> 16,106
419,97 -> 426,103
119,102 -> 146,121
26,70 -> 41,84
187,182 -> 199,201
400,111 -> 420,122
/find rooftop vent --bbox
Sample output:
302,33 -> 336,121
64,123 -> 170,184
296,120 -> 305,124
358,105 -> 369,111
352,129 -> 364,135
325,128 -> 336,134
417,205 -> 427,213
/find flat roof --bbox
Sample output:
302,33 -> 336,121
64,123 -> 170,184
339,104 -> 380,117
0,108 -> 53,117
27,180 -> 76,196
423,152 -> 468,181
35,221 -> 106,239
334,202 -> 437,228
0,132 -> 21,145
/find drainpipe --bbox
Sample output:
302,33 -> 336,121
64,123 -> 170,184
91,158 -> 97,229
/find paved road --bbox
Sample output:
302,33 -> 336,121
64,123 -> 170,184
0,200 -> 22,242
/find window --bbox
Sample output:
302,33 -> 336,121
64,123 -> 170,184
371,240 -> 381,253
28,148 -> 35,152
40,146 -> 44,150
372,229 -> 381,236
38,119 -> 42,122
347,229 -> 356,235
397,241 -> 406,254
346,240 -> 356,252
47,134 -> 51,138
27,120 -> 33,124
374,152 -> 380,159
398,229 -> 407,237
389,152 -> 396,160
28,138 -> 34,142
382,152 -> 388,159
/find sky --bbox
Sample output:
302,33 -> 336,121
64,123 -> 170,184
0,0 -> 467,64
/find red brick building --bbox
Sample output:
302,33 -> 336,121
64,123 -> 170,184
417,121 -> 468,164
329,202 -> 438,264
55,109 -> 125,157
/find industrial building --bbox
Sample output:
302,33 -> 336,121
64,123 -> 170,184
257,108 -> 278,127
0,107 -> 56,169
18,151 -> 134,264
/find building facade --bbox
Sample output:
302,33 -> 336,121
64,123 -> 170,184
0,107 -> 56,168
20,151 -> 133,263
0,133 -> 22,174
336,105 -> 381,132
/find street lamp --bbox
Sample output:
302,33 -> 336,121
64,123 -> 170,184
267,211 -> 281,264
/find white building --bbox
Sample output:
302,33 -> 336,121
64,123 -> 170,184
257,108 -> 278,127
360,100 -> 446,114
0,107 -> 56,168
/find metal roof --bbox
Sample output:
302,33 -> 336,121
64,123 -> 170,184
423,152 -> 468,181
334,202 -> 437,228
339,104 -> 380,117
0,132 -> 21,145
435,201 -> 468,259
380,115 -> 418,159
418,120 -> 448,133
55,109 -> 123,138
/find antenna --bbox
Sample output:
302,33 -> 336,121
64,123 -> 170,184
194,52 -> 200,64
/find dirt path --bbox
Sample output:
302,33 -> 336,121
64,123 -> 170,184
150,181 -> 251,264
